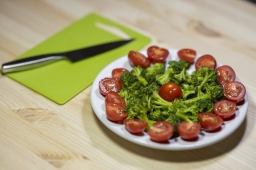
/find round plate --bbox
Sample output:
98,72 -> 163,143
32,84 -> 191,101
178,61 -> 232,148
90,49 -> 248,150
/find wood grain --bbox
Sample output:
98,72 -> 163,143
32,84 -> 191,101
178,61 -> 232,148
1,0 -> 256,169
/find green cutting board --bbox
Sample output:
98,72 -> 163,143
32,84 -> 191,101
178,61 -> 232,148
5,13 -> 151,104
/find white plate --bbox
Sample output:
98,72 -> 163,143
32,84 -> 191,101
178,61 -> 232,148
90,49 -> 248,150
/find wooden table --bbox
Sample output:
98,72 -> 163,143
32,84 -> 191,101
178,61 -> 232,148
1,0 -> 256,169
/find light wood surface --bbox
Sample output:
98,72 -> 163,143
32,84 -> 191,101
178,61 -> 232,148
1,0 -> 256,169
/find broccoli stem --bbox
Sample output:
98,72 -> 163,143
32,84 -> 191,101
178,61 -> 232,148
197,70 -> 215,96
183,93 -> 211,105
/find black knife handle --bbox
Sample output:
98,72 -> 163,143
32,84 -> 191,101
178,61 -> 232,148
1,54 -> 66,74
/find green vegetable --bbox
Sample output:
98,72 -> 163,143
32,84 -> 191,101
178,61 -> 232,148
119,59 -> 224,131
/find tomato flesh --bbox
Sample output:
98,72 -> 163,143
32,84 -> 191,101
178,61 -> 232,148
177,121 -> 201,140
159,82 -> 182,102
213,100 -> 236,119
105,91 -> 126,108
216,65 -> 236,87
177,48 -> 196,64
112,68 -> 129,83
223,81 -> 246,103
124,119 -> 148,134
105,103 -> 128,122
99,78 -> 122,96
195,54 -> 217,70
147,46 -> 169,63
198,112 -> 223,132
128,50 -> 150,68
148,121 -> 174,142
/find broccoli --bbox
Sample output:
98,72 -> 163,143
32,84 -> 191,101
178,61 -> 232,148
145,62 -> 165,83
125,95 -> 155,130
118,58 -> 224,132
119,71 -> 142,103
173,67 -> 188,84
156,60 -> 189,85
131,66 -> 148,86
181,83 -> 196,100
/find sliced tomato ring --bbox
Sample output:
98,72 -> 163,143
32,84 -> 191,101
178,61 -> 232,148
148,121 -> 174,142
128,50 -> 150,68
105,91 -> 126,108
213,100 -> 237,119
111,68 -> 129,83
198,112 -> 223,132
216,65 -> 236,87
223,81 -> 246,103
99,77 -> 122,96
147,46 -> 169,63
177,48 -> 196,64
177,121 -> 201,140
195,54 -> 217,70
124,119 -> 148,134
105,103 -> 128,122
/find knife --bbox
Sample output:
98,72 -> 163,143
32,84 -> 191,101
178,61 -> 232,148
1,39 -> 133,74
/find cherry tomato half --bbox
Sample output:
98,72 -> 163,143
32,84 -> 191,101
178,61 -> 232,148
159,82 -> 182,102
99,78 -> 122,96
147,46 -> 169,63
177,121 -> 201,140
128,50 -> 150,68
177,48 -> 196,64
223,81 -> 246,103
216,65 -> 236,87
124,119 -> 148,134
195,54 -> 217,70
105,103 -> 128,122
105,91 -> 126,108
198,112 -> 223,132
148,121 -> 174,142
213,100 -> 237,119
112,68 -> 129,83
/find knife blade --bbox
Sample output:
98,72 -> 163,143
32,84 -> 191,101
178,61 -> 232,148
1,39 -> 133,74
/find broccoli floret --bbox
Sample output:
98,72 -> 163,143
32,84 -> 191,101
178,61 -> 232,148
175,104 -> 199,122
125,96 -> 155,130
173,68 -> 188,84
119,71 -> 142,103
150,92 -> 174,109
148,108 -> 170,121
145,62 -> 165,83
165,113 -> 182,130
181,83 -> 196,99
131,66 -> 148,86
156,60 -> 189,85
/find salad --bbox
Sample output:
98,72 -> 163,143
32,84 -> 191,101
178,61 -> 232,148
98,46 -> 246,143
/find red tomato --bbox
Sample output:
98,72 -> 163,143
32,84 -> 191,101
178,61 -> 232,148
177,121 -> 201,140
177,48 -> 196,64
99,78 -> 122,96
111,68 -> 129,83
105,91 -> 126,108
216,65 -> 236,87
223,81 -> 246,103
195,54 -> 217,70
105,103 -> 128,122
124,119 -> 148,134
198,112 -> 223,132
147,46 -> 169,63
148,121 -> 174,142
159,82 -> 182,102
128,50 -> 150,68
213,100 -> 237,119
